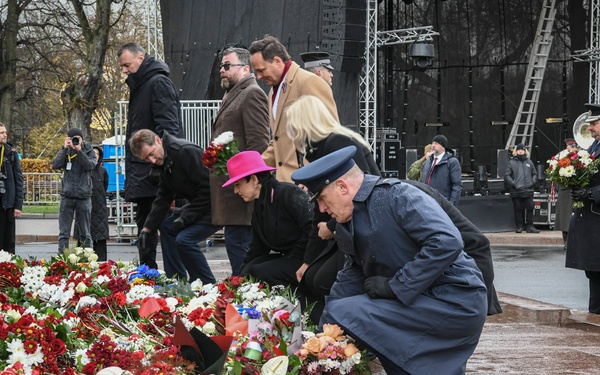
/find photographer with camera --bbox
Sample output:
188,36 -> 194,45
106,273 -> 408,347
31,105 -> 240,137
52,127 -> 97,253
0,123 -> 23,254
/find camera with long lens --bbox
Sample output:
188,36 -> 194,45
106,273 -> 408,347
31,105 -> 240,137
0,172 -> 7,195
71,136 -> 80,146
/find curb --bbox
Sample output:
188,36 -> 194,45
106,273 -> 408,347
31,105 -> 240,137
495,292 -> 600,331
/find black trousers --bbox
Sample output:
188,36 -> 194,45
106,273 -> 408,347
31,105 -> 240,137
586,271 -> 600,314
134,196 -> 158,269
240,253 -> 303,289
511,196 -> 534,228
299,248 -> 344,323
0,208 -> 16,254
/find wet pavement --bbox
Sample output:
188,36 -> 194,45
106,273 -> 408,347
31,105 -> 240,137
13,216 -> 600,374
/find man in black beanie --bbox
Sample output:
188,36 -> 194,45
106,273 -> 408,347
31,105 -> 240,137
52,127 -> 97,253
504,143 -> 540,233
420,134 -> 463,206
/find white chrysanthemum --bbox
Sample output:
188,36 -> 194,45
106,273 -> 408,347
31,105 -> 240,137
202,321 -> 217,335
20,265 -> 47,293
559,166 -> 575,177
213,131 -> 234,145
0,250 -> 13,262
578,150 -> 591,158
7,339 -> 44,372
75,296 -> 98,313
126,284 -> 157,303
238,283 -> 267,305
24,306 -> 39,317
323,358 -> 341,370
64,316 -> 81,329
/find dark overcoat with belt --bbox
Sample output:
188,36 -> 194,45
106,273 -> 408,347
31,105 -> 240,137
321,176 -> 487,375
209,74 -> 270,226
566,140 -> 600,272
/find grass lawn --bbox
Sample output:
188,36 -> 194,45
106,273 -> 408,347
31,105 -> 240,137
22,205 -> 60,215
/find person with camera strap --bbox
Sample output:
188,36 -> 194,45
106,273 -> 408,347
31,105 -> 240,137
0,123 -> 23,254
52,127 -> 97,253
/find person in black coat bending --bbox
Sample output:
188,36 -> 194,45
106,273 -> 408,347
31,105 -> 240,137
118,42 -> 184,269
129,129 -> 221,284
223,151 -> 313,289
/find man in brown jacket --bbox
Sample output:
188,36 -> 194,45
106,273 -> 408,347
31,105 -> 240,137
249,35 -> 339,183
210,47 -> 270,275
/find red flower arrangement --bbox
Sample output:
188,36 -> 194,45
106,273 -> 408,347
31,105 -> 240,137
202,131 -> 239,176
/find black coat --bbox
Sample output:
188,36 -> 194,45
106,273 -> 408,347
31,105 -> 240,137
144,134 -> 212,231
245,179 -> 313,264
566,140 -> 600,272
0,143 -> 23,211
124,54 -> 183,202
303,134 -> 381,264
404,180 -> 502,315
75,164 -> 109,241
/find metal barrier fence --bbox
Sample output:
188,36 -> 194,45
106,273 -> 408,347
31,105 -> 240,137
117,100 -> 220,149
23,172 -> 62,205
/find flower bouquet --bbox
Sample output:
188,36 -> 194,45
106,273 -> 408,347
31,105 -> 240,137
202,131 -> 239,176
546,149 -> 600,207
0,251 -> 370,375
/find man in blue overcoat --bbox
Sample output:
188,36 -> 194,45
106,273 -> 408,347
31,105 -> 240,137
292,146 -> 487,375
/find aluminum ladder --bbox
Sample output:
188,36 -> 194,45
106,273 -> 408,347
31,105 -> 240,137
505,0 -> 556,152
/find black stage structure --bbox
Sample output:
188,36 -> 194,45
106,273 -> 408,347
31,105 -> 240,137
160,0 -> 586,231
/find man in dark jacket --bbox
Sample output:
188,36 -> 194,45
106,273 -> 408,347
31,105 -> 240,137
504,143 -> 540,233
0,123 -> 23,254
420,134 -> 462,206
118,42 -> 184,269
293,146 -> 487,375
52,127 -> 97,253
129,129 -> 221,284
209,46 -> 270,276
566,103 -> 600,314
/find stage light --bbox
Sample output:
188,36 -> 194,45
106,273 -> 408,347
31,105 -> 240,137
545,117 -> 568,124
490,121 -> 511,126
425,122 -> 448,127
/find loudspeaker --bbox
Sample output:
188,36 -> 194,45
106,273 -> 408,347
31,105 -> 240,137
323,7 -> 366,24
321,39 -> 365,57
332,55 -> 364,72
323,0 -> 366,7
323,23 -> 365,41
496,149 -> 509,178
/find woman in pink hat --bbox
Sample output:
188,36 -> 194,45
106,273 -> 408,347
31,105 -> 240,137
223,151 -> 313,288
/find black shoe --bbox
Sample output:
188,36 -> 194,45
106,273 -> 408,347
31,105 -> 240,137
526,225 -> 540,233
516,226 -> 524,233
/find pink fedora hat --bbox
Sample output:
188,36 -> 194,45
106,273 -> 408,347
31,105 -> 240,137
222,151 -> 276,187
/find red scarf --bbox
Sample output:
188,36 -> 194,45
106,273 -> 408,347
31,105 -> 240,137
271,60 -> 293,106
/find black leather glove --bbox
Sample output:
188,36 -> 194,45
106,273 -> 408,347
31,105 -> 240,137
571,187 -> 592,202
171,217 -> 186,233
364,276 -> 395,299
137,231 -> 151,253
